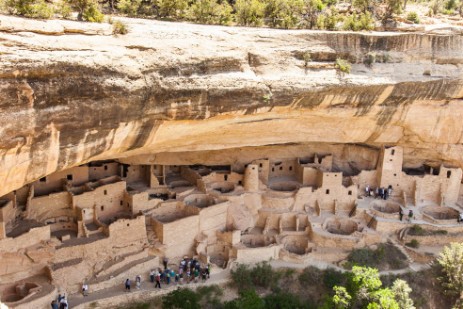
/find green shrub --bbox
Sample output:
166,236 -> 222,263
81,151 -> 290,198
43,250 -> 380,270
437,242 -> 463,297
2,0 -> 54,18
112,20 -> 129,35
155,0 -> 188,19
405,239 -> 420,248
251,261 -> 281,289
323,268 -> 346,289
82,2 -> 104,22
303,51 -> 311,67
162,288 -> 200,309
299,266 -> 323,286
230,264 -> 253,292
264,0 -> 304,29
364,52 -> 376,67
264,291 -> 314,309
406,11 -> 420,23
196,284 -> 223,307
117,0 -> 141,16
335,58 -> 351,74
56,0 -> 72,18
343,12 -> 374,31
234,0 -> 266,26
445,0 -> 457,10
189,0 -> 233,25
409,225 -> 448,236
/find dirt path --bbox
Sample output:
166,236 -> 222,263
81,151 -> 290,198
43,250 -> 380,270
69,259 -> 430,308
69,269 -> 230,308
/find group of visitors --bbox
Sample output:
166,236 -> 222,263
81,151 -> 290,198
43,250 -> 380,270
50,293 -> 68,309
124,256 -> 211,292
365,185 -> 393,200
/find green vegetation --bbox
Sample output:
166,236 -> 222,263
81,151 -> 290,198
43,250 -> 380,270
112,20 -> 129,34
437,242 -> 463,297
328,266 -> 414,309
234,0 -> 266,26
405,239 -> 420,248
0,0 -> 420,29
335,58 -> 352,74
406,11 -> 420,23
408,225 -> 448,236
230,261 -> 282,292
344,243 -> 408,270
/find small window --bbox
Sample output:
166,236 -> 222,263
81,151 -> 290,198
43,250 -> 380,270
335,174 -> 337,177
101,206 -> 104,211
224,175 -> 228,181
279,166 -> 283,171
394,173 -> 397,176
83,210 -> 86,213
259,163 -> 263,168
104,165 -> 108,170
326,189 -> 330,194
348,191 -> 352,195
391,149 -> 395,155
252,167 -> 255,170
272,168 -> 275,172
447,171 -> 452,178
120,200 -> 123,206
289,166 -> 293,171
127,223 -> 130,227
389,159 -> 393,162
238,181 -> 242,185
104,190 -> 107,195
67,174 -> 73,181
40,177 -> 46,182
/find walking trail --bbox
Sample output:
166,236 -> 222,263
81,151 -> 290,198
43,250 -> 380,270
69,256 -> 431,309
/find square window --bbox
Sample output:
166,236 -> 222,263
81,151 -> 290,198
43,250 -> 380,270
67,174 -> 73,181
326,189 -> 330,194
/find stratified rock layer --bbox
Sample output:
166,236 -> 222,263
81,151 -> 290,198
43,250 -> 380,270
1,15 -> 463,196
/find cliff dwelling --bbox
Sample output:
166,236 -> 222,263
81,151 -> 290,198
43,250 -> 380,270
2,145 -> 463,308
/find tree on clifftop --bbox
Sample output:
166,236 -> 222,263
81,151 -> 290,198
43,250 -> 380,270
234,0 -> 266,26
68,0 -> 104,22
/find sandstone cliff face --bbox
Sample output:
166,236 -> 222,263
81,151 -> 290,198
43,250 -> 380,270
0,15 -> 463,196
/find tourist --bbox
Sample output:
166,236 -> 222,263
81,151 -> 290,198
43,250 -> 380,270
51,300 -> 58,309
387,185 -> 393,198
82,283 -> 89,296
59,296 -> 68,309
207,263 -> 211,279
459,213 -> 463,223
165,269 -> 170,284
365,185 -> 370,197
194,268 -> 199,283
150,269 -> 155,283
155,272 -> 161,289
408,210 -> 413,222
136,275 -> 141,289
170,269 -> 175,283
399,208 -> 403,221
125,278 -> 131,292
175,273 -> 179,285
201,269 -> 207,282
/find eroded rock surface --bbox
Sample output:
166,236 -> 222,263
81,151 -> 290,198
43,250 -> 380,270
1,15 -> 463,196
